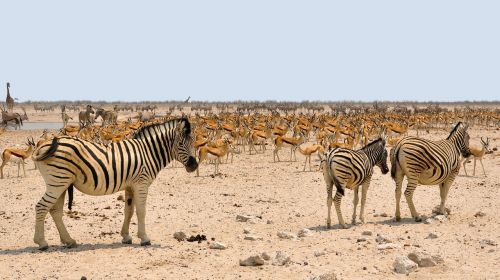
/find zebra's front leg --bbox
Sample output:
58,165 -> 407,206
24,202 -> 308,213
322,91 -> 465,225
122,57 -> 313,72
404,181 -> 421,222
134,186 -> 151,246
359,181 -> 370,224
49,190 -> 76,248
120,189 -> 135,244
352,186 -> 359,225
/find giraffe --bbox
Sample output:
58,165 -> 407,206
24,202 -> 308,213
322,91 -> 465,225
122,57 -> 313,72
6,82 -> 14,112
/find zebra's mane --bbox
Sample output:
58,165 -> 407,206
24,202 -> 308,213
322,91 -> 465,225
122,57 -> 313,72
133,117 -> 191,139
361,138 -> 384,150
447,122 -> 463,140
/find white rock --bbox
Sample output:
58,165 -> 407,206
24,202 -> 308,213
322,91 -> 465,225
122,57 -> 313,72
277,231 -> 297,240
434,215 -> 447,221
173,231 -> 186,241
310,272 -> 338,280
424,218 -> 435,224
239,255 -> 265,266
314,250 -> 326,257
376,234 -> 391,244
236,215 -> 254,222
209,242 -> 227,250
408,251 -> 440,267
393,256 -> 418,274
298,228 -> 313,237
244,235 -> 261,241
272,251 -> 291,266
377,243 -> 401,250
480,239 -> 498,246
425,233 -> 438,239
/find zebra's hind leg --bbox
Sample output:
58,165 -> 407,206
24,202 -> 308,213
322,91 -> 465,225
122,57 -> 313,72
439,181 -> 452,216
34,188 -> 69,250
394,170 -> 404,221
352,186 -> 359,225
323,162 -> 334,229
120,189 -> 135,244
334,191 -> 347,228
134,186 -> 151,246
404,180 -> 421,222
49,191 -> 76,248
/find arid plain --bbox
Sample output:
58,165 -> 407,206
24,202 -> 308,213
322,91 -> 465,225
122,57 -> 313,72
0,106 -> 499,280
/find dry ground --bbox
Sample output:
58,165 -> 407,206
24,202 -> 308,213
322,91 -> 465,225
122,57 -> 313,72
0,111 -> 499,279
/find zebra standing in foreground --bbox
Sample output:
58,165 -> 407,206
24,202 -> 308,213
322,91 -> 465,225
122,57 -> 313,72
322,138 -> 389,229
390,122 -> 471,222
31,118 -> 198,250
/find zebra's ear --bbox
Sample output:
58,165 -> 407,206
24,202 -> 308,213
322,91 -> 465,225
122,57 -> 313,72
177,118 -> 191,136
462,123 -> 469,131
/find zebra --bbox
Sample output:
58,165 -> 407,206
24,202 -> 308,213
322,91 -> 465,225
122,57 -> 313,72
390,122 -> 471,222
31,117 -> 198,250
322,138 -> 389,229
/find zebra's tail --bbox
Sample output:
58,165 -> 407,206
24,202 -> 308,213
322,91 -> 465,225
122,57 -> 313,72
67,185 -> 74,210
32,137 -> 59,161
390,145 -> 400,179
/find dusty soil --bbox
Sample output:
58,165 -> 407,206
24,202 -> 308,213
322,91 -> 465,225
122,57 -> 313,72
0,109 -> 499,280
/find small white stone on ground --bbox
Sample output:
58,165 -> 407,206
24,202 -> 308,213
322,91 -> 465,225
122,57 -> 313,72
239,255 -> 265,266
261,252 -> 271,261
236,215 -> 254,222
272,251 -> 291,266
376,234 -> 391,244
244,235 -> 261,241
434,215 -> 447,221
310,272 -> 338,280
480,239 -> 498,246
298,228 -> 313,237
393,256 -> 418,274
377,243 -> 401,250
408,251 -> 442,267
277,231 -> 297,239
209,242 -> 227,250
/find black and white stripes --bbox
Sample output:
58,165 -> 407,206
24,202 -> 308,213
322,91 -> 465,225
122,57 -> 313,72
322,138 -> 389,228
390,122 -> 471,222
32,118 -> 198,250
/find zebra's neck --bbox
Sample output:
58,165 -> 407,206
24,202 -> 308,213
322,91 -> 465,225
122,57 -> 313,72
446,128 -> 465,153
361,142 -> 382,166
134,121 -> 176,170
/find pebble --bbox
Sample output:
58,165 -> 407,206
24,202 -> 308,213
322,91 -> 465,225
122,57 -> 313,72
310,272 -> 338,280
408,251 -> 443,267
209,242 -> 227,250
434,215 -> 447,221
376,234 -> 391,244
314,250 -> 326,257
362,230 -> 373,236
239,255 -> 265,266
261,252 -> 271,261
244,235 -> 261,241
424,218 -> 435,224
377,243 -> 401,250
357,237 -> 367,243
480,239 -> 497,246
474,211 -> 486,217
243,228 -> 252,234
173,231 -> 187,241
277,231 -> 297,240
267,219 -> 274,224
380,213 -> 388,217
393,256 -> 418,274
117,194 -> 124,201
425,233 -> 438,239
298,228 -> 313,237
272,251 -> 291,266
236,215 -> 254,222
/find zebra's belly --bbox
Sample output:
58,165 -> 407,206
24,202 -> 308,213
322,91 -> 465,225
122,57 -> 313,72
73,181 -> 126,196
417,168 -> 446,185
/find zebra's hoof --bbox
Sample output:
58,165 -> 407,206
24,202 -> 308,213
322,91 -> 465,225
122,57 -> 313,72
122,239 -> 132,244
65,242 -> 77,249
141,240 -> 151,246
395,216 -> 402,222
39,245 -> 49,251
415,217 -> 422,222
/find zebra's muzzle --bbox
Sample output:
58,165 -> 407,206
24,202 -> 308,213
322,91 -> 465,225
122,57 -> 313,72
185,156 -> 198,173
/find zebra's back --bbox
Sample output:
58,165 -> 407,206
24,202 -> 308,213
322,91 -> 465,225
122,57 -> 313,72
325,148 -> 372,188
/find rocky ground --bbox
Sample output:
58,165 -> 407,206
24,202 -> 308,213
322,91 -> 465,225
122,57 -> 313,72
0,110 -> 499,279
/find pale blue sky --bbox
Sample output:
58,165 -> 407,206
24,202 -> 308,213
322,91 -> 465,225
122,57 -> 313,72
1,1 -> 499,102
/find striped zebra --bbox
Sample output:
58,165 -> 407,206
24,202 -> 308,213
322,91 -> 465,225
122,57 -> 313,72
322,138 -> 389,229
31,118 -> 198,250
390,122 -> 471,222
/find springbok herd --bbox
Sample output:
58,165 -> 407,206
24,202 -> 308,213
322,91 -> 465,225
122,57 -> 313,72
0,102 -> 499,279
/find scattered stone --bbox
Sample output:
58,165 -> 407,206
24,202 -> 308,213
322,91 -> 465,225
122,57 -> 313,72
310,272 -> 338,280
277,231 -> 297,240
298,228 -> 313,237
425,233 -> 438,239
408,251 -> 441,267
243,228 -> 252,234
424,218 -> 435,224
244,235 -> 261,241
357,237 -> 367,243
469,222 -> 476,227
272,251 -> 291,266
173,231 -> 186,241
117,194 -> 124,202
103,206 -> 111,210
314,250 -> 326,257
376,234 -> 391,244
434,215 -> 447,221
209,242 -> 227,250
393,256 -> 418,274
239,255 -> 265,266
380,213 -> 388,217
432,205 -> 451,215
236,215 -> 254,222
261,252 -> 271,261
480,239 -> 498,246
474,211 -> 486,217
362,230 -> 373,236
377,243 -> 401,250
267,220 -> 274,224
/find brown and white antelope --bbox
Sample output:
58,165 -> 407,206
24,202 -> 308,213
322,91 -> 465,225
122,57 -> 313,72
297,143 -> 325,171
461,137 -> 491,177
0,137 -> 36,179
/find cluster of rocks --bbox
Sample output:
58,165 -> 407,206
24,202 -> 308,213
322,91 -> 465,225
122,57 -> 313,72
239,251 -> 292,266
393,251 -> 444,274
